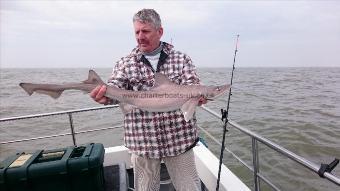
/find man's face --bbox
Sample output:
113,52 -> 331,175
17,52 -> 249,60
133,21 -> 163,53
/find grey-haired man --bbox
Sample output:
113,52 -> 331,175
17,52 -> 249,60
90,9 -> 205,191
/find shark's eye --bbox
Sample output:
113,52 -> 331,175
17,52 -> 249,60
216,87 -> 221,91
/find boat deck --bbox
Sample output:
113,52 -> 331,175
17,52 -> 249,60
103,163 -> 206,191
103,144 -> 250,191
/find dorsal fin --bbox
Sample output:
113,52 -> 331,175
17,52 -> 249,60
152,73 -> 175,89
83,70 -> 105,85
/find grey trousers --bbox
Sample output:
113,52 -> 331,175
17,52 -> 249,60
131,149 -> 202,191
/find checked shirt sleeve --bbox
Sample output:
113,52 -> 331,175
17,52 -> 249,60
181,55 -> 200,85
108,60 -> 128,89
106,60 -> 129,104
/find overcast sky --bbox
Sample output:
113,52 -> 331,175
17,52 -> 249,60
1,0 -> 339,68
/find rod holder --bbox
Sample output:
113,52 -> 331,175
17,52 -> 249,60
318,158 -> 339,178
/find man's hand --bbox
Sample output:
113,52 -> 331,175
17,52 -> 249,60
90,85 -> 110,104
198,96 -> 208,106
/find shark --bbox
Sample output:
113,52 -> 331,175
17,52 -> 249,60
19,70 -> 230,121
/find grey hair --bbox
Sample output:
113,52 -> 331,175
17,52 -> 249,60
133,9 -> 162,29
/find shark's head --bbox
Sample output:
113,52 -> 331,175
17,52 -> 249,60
204,84 -> 230,99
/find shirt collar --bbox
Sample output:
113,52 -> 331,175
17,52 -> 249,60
133,41 -> 173,62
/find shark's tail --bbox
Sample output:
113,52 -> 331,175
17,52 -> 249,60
19,70 -> 105,99
19,83 -> 64,99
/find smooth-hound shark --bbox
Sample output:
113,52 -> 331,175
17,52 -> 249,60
20,70 -> 230,121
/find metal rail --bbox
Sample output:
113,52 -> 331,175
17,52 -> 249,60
1,105 -> 339,190
0,126 -> 121,145
0,105 -> 119,122
200,105 -> 340,188
197,125 -> 281,191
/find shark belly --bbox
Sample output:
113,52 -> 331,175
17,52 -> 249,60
127,97 -> 189,112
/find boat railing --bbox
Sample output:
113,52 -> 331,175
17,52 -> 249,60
0,105 -> 339,191
200,106 -> 340,190
0,105 -> 121,145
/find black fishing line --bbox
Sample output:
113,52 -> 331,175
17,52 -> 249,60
216,35 -> 239,191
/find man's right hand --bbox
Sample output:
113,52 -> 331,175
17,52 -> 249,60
90,85 -> 109,104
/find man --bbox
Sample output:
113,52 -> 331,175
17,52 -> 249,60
90,9 -> 206,191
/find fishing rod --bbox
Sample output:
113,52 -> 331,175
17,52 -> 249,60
216,35 -> 239,191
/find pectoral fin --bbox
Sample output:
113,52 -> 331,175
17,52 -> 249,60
119,103 -> 137,114
181,98 -> 200,122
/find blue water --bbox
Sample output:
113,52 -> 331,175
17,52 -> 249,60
0,67 -> 339,191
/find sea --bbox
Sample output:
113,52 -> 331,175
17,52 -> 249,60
0,67 -> 339,191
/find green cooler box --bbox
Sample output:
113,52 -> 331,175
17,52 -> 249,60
0,143 -> 105,191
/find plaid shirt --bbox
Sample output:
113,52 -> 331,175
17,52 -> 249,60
108,42 -> 200,158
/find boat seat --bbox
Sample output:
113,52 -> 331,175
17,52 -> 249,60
104,163 -> 127,191
125,163 -> 176,191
